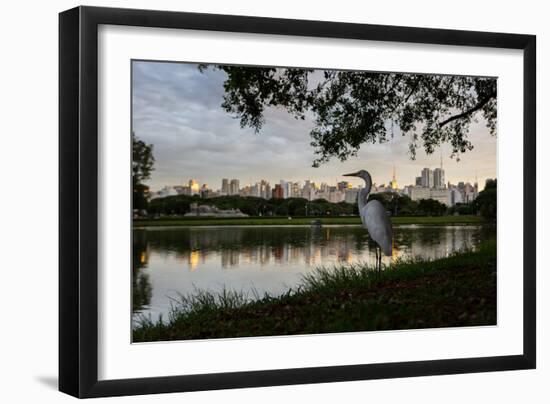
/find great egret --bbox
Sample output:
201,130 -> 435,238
343,170 -> 393,272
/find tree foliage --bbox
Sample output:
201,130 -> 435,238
132,132 -> 155,210
148,195 -> 357,217
474,179 -> 497,220
132,132 -> 155,184
448,203 -> 475,216
148,193 -> 455,218
369,192 -> 448,216
200,65 -> 497,166
417,198 -> 448,216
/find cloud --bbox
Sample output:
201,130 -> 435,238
132,61 -> 496,191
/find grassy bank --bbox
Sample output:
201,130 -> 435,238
133,240 -> 496,342
133,215 -> 482,228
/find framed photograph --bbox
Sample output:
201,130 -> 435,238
59,6 -> 536,398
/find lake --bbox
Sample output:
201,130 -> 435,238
132,224 -> 494,323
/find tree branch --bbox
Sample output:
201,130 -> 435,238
438,92 -> 496,128
403,77 -> 420,104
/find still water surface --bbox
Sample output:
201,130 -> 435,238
133,225 -> 494,322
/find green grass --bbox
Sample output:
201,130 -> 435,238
133,215 -> 482,228
133,239 -> 496,342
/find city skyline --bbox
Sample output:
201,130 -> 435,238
151,163 -> 483,207
133,61 -> 497,192
150,164 -> 486,194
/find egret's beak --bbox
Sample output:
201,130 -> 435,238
343,172 -> 359,177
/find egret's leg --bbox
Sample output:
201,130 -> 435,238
376,246 -> 382,274
374,247 -> 378,272
378,247 -> 381,274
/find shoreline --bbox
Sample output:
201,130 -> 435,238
133,240 -> 496,342
133,215 -> 484,228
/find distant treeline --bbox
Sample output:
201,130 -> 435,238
148,195 -> 356,217
146,189 -> 494,219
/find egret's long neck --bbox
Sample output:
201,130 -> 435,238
358,172 -> 372,210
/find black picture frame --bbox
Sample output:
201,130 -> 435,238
59,5 -> 536,398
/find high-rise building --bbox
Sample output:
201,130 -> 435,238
249,183 -> 260,197
279,180 -> 292,199
337,181 -> 351,192
229,179 -> 239,195
390,165 -> 398,190
200,184 -> 217,199
421,168 -> 433,188
450,187 -> 463,205
188,179 -> 200,195
415,176 -> 422,186
291,182 -> 301,198
344,188 -> 359,204
221,178 -> 229,195
433,155 -> 445,189
410,187 -> 452,206
272,184 -> 284,199
433,168 -> 445,189
429,189 -> 452,206
328,189 -> 345,203
301,180 -> 316,201
463,182 -> 477,203
249,180 -> 272,199
258,180 -> 271,199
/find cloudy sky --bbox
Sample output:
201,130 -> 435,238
132,61 -> 497,192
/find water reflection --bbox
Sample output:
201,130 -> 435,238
132,225 -> 494,322
132,230 -> 152,312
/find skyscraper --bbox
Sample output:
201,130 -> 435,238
291,182 -> 301,198
301,180 -> 315,201
229,179 -> 239,195
272,184 -> 284,199
258,180 -> 271,199
344,188 -> 359,204
337,181 -> 351,192
390,165 -> 398,190
188,179 -> 200,195
421,168 -> 433,188
433,168 -> 445,189
433,155 -> 445,189
280,180 -> 291,199
250,183 -> 260,197
221,178 -> 229,195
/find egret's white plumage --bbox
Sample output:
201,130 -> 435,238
361,199 -> 392,256
344,170 -> 393,257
